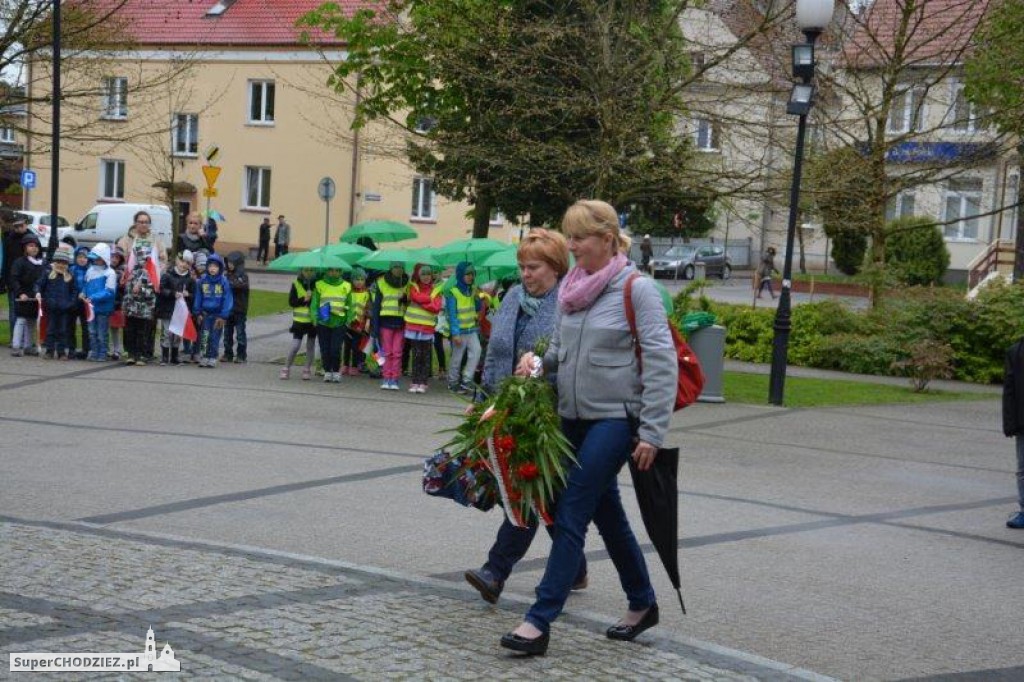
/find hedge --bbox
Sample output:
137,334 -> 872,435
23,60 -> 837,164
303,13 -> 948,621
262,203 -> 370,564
676,281 -> 1024,384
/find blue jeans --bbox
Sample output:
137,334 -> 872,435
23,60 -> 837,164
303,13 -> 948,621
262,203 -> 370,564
224,314 -> 247,360
525,418 -> 655,633
485,516 -> 588,585
45,310 -> 71,354
201,316 -> 223,360
1016,436 -> 1024,511
88,313 -> 110,359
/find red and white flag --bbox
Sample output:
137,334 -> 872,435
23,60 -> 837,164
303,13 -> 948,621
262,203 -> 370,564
125,245 -> 162,293
168,297 -> 198,342
37,303 -> 47,341
83,299 -> 95,322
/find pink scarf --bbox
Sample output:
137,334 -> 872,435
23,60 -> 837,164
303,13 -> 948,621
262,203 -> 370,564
558,252 -> 628,314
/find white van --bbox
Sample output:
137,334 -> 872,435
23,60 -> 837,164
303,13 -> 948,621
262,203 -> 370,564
62,204 -> 173,248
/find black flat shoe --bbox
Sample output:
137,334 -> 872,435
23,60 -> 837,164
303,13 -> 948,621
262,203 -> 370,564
465,568 -> 503,604
500,630 -> 549,656
606,604 -> 659,641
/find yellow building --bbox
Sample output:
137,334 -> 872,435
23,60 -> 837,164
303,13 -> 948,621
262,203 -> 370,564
24,0 -> 511,255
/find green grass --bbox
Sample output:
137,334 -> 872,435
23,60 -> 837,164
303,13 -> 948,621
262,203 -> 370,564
724,372 -> 995,408
0,319 -> 8,346
247,289 -> 290,317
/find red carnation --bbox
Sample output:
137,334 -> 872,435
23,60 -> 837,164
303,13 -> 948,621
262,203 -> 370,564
517,462 -> 540,480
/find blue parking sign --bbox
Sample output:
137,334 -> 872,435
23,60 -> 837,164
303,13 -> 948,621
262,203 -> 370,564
20,169 -> 36,189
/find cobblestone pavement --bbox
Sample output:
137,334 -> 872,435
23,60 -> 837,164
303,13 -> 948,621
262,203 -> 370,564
1,520 -> 822,681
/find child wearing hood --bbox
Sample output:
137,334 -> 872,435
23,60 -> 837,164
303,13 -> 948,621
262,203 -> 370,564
281,267 -> 317,380
184,250 -> 209,363
369,261 -> 409,390
8,233 -> 45,356
156,251 -> 195,365
312,265 -> 352,382
404,263 -> 443,393
192,253 -> 233,368
342,267 -> 370,376
444,261 -> 482,393
82,243 -> 118,362
35,243 -> 78,359
108,246 -> 126,360
121,245 -> 156,365
222,251 -> 250,363
69,245 -> 91,359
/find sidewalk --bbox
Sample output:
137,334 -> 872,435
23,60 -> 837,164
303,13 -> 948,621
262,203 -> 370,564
1,518 -> 826,681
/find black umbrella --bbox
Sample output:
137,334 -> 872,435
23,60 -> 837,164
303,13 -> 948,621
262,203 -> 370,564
626,411 -> 686,614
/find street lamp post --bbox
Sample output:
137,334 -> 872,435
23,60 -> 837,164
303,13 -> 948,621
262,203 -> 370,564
767,0 -> 835,406
46,0 -> 61,260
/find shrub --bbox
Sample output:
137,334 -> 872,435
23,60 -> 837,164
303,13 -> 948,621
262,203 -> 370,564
891,339 -> 954,391
885,216 -> 950,286
831,228 -> 868,275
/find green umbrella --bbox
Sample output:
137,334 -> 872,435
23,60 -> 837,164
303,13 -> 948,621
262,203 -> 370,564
339,219 -> 418,244
269,250 -> 352,272
266,252 -> 300,271
313,242 -> 372,265
480,246 -> 576,273
358,248 -> 440,272
433,237 -> 510,267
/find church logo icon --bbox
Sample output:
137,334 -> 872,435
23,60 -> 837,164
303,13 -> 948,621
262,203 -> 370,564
139,627 -> 180,672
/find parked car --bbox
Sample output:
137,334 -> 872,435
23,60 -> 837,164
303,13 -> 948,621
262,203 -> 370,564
64,203 -> 173,248
17,210 -> 71,242
650,244 -> 732,280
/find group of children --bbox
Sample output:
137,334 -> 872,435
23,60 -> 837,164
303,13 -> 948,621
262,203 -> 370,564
280,260 -> 497,393
7,229 -> 250,368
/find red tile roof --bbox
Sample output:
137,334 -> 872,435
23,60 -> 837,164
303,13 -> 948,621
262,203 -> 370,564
82,0 -> 384,47
841,0 -> 991,68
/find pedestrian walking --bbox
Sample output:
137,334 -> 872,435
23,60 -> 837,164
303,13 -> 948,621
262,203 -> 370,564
1002,338 -> 1024,529
504,200 -> 676,656
756,247 -> 779,299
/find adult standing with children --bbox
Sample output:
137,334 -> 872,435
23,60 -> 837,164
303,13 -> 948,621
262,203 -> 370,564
463,228 -> 588,605
503,199 -> 677,656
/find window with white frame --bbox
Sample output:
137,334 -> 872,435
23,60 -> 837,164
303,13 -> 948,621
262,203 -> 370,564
172,114 -> 198,156
949,78 -> 986,133
887,85 -> 925,134
244,166 -> 272,209
248,80 -> 275,124
0,127 -> 14,143
885,191 -> 916,222
693,118 -> 720,152
943,178 -> 982,240
411,177 -> 436,220
101,77 -> 128,119
100,159 -> 125,200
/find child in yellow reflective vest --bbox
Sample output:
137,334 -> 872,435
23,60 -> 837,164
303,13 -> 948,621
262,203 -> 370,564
311,266 -> 352,383
404,264 -> 443,393
343,267 -> 371,376
281,268 -> 317,381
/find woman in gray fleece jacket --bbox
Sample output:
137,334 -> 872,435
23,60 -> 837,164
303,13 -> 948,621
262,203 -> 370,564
502,200 -> 678,656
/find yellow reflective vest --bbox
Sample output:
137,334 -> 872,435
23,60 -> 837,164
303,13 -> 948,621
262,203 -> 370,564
350,289 -> 370,324
292,280 -> 312,324
449,287 -> 479,334
315,279 -> 351,324
376,279 -> 407,319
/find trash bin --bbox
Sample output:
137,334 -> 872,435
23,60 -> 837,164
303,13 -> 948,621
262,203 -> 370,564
688,324 -> 726,403
693,262 -> 706,282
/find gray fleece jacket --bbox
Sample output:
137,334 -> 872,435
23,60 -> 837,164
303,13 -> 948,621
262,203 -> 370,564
542,265 -> 677,447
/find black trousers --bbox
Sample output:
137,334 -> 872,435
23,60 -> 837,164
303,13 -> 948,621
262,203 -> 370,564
125,317 -> 154,359
317,325 -> 343,373
342,327 -> 364,368
257,239 -> 270,264
409,338 -> 433,385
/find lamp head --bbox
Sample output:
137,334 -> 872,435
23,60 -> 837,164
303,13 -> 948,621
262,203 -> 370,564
786,83 -> 815,116
795,0 -> 835,32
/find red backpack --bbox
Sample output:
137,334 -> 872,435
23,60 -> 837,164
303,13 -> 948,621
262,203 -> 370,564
624,273 -> 705,410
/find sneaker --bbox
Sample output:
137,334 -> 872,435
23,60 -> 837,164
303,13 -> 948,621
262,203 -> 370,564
59,354 -> 71,361
135,358 -> 147,366
333,372 -> 342,383
389,380 -> 400,391
458,382 -> 473,394
24,347 -> 39,356
207,359 -> 218,368
110,352 -> 121,361
198,358 -> 208,368
1008,512 -> 1024,529
124,357 -> 136,366
324,372 -> 332,383
408,384 -> 419,393
10,348 -> 23,357
221,355 -> 233,363
380,380 -> 390,390
95,355 -> 108,363
234,357 -> 246,364
301,368 -> 312,381
279,367 -> 290,380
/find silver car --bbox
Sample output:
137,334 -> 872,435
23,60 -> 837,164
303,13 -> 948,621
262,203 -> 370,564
650,244 -> 732,280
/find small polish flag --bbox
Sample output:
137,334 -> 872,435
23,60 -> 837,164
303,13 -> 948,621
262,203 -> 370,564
37,304 -> 47,341
358,334 -> 372,354
83,299 -> 95,322
145,249 -> 161,293
168,297 -> 198,342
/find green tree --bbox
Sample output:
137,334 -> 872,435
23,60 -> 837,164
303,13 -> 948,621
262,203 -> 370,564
885,216 -> 950,285
300,0 -> 699,236
964,0 -> 1024,278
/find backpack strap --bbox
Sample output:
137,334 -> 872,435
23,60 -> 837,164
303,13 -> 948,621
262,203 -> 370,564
624,272 -> 643,374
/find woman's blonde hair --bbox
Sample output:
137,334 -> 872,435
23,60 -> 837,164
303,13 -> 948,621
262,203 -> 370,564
518,228 -> 570,277
561,200 -> 623,253
186,212 -> 202,225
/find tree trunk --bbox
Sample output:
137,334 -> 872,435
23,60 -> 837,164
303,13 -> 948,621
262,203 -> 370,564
1014,143 -> 1024,281
471,192 -> 492,239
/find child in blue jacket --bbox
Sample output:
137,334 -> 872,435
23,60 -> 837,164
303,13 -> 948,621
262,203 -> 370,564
36,244 -> 79,359
81,243 -> 118,362
69,245 -> 91,359
192,253 -> 233,368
